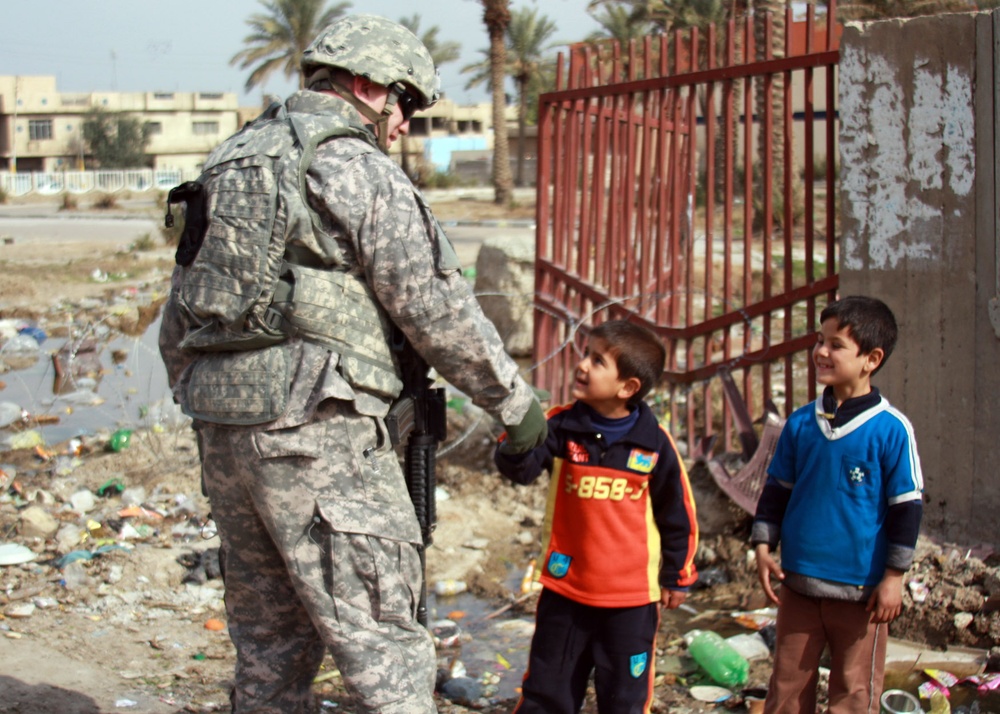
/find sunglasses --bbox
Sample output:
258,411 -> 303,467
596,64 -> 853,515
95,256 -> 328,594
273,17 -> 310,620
390,83 -> 421,121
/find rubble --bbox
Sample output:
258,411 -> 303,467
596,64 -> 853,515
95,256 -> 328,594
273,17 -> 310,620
1,254 -> 1000,713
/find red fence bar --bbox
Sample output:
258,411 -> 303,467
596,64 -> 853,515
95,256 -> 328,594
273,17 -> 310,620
533,2 -> 841,453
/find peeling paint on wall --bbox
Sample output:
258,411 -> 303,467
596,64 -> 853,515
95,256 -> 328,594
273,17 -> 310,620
943,69 -> 974,198
840,40 -> 975,272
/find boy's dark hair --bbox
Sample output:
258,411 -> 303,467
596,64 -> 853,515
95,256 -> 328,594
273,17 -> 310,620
820,295 -> 898,375
590,319 -> 667,405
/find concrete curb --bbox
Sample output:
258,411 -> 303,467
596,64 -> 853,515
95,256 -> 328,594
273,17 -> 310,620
0,208 -> 538,229
440,219 -> 536,229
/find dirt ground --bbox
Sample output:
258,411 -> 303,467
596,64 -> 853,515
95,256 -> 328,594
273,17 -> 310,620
1,195 -> 999,713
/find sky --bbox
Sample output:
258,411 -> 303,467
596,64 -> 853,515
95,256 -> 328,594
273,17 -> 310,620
0,0 -> 602,108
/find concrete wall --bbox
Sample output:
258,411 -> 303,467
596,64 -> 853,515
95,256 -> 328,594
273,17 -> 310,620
838,11 -> 1000,546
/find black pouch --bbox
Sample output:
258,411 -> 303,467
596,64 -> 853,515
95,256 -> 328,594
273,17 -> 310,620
165,181 -> 208,267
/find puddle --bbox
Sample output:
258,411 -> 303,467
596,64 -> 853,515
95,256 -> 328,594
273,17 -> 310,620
0,312 -> 175,449
426,583 -> 762,704
429,588 -> 534,701
12,314 -> 995,711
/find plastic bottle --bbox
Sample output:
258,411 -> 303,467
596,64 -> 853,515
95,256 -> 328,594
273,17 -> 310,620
0,401 -> 23,428
109,428 -> 133,452
61,560 -> 92,590
684,629 -> 749,688
926,691 -> 951,714
434,579 -> 468,596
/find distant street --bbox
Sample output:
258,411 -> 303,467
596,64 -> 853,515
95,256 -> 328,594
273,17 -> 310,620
0,207 -> 534,269
442,223 -> 534,268
0,215 -> 159,255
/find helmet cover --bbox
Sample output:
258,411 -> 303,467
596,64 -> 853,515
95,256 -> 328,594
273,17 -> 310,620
302,14 -> 439,108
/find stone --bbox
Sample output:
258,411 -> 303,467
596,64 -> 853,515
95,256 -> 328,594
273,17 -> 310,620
17,505 -> 59,540
474,234 -> 535,357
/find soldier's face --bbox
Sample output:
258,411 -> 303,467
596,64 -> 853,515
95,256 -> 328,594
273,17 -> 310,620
379,92 -> 411,146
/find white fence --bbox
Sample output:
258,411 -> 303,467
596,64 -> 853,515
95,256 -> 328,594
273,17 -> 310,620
0,169 -> 201,197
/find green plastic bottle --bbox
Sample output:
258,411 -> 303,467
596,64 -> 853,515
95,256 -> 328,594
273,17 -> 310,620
109,429 -> 133,452
685,629 -> 749,688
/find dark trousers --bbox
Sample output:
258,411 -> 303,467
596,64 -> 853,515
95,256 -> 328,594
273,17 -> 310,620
513,589 -> 659,714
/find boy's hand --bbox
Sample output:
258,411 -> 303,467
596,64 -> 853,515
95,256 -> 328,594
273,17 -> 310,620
755,543 -> 784,606
867,569 -> 904,623
660,589 -> 688,610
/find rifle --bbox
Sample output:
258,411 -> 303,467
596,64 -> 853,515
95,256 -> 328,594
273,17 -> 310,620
386,333 -> 447,628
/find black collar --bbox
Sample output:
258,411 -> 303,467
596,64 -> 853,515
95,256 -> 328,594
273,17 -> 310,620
820,386 -> 881,427
560,400 -> 662,450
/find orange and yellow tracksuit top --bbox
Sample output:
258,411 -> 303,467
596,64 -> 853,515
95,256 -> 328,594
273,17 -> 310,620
496,401 -> 699,607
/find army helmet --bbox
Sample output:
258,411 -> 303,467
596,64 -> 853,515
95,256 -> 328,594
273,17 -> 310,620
302,14 -> 440,109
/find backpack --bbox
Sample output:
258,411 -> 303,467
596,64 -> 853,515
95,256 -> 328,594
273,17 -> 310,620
164,93 -> 370,352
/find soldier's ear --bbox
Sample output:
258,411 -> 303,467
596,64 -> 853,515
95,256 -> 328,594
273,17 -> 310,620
352,75 -> 377,100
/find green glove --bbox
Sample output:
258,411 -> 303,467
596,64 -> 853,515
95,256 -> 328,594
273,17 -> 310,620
501,398 -> 548,454
531,386 -> 551,403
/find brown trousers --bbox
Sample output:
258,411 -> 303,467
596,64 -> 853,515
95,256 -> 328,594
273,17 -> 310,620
764,585 -> 887,714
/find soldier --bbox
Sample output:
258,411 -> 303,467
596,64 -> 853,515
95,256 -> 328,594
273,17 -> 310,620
159,14 -> 547,714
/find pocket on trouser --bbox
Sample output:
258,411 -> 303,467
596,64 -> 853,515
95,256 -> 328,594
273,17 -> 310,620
315,498 -> 422,625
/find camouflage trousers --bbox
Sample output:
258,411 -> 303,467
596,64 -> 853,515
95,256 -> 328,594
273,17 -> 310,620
199,398 -> 437,714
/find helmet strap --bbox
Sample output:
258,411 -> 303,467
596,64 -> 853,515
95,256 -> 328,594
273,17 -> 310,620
308,69 -> 395,154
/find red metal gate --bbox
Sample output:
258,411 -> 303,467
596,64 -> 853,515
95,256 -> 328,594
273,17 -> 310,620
533,4 -> 841,455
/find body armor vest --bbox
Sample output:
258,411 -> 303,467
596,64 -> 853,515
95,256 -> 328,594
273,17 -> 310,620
167,92 -> 404,424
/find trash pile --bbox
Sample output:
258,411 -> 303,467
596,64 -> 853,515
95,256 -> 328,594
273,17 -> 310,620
3,301 -> 1000,711
893,538 -> 1000,652
0,423 -> 213,602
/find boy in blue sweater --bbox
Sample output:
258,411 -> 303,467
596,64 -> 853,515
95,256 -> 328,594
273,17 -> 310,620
753,295 -> 923,714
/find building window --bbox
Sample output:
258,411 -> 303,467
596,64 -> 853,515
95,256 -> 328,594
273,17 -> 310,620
154,92 -> 174,100
199,92 -> 223,100
29,119 -> 53,141
145,121 -> 163,135
192,121 -> 219,135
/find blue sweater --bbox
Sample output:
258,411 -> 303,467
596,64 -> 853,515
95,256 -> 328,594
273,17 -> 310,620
752,388 -> 923,589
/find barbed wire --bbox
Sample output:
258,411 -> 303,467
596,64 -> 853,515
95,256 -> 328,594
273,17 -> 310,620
1,278 -> 811,459
436,284 -> 810,456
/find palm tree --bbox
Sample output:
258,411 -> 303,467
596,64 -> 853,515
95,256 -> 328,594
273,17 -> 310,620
399,14 -> 462,67
398,14 -> 462,178
230,0 -> 352,94
588,2 -> 652,41
464,7 -> 559,188
506,8 -> 559,186
749,0 -> 789,226
587,3 -> 654,45
482,0 -> 514,205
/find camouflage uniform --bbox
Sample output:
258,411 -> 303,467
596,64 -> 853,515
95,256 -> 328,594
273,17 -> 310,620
160,89 -> 535,713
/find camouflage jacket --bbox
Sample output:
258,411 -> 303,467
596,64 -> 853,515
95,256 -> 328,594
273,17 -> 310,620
162,90 -> 534,429
300,91 -> 534,426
